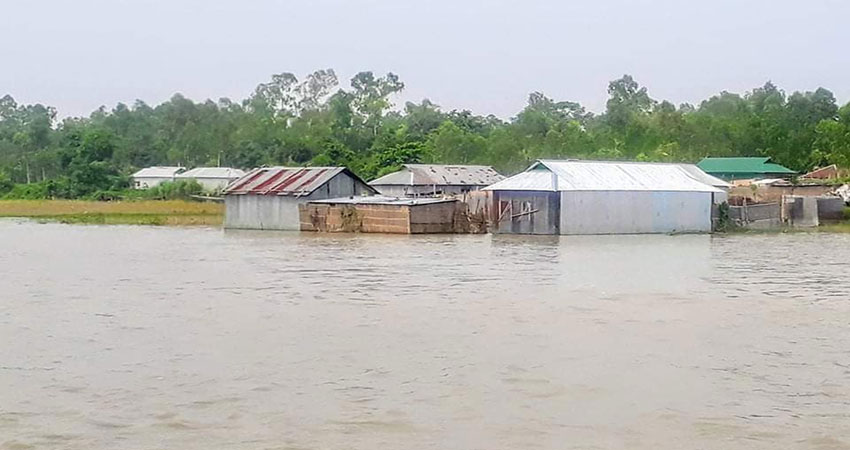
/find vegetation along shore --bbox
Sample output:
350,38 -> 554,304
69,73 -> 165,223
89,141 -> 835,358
0,200 -> 223,226
3,70 -> 850,202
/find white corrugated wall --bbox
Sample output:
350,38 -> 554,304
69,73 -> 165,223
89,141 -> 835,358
559,191 -> 713,235
224,195 -> 302,230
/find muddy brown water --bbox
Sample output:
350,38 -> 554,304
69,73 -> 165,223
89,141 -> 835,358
1,220 -> 850,449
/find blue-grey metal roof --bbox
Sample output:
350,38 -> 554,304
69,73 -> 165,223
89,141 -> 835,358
131,166 -> 185,178
369,164 -> 504,186
484,160 -> 723,193
308,196 -> 457,206
176,167 -> 246,179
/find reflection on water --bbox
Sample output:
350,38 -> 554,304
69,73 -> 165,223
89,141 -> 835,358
1,221 -> 850,449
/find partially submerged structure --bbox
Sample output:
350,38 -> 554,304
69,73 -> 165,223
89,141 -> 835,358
300,196 -> 462,234
801,164 -> 839,180
728,178 -> 836,204
223,167 -> 376,230
131,166 -> 185,189
484,160 -> 724,235
368,164 -> 504,197
697,157 -> 796,181
176,167 -> 245,191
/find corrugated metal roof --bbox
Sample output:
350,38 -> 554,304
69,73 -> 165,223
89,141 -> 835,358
176,167 -> 246,179
309,196 -> 457,206
481,170 -> 557,191
369,164 -> 504,186
484,160 -> 723,193
224,166 -> 372,196
677,164 -> 732,188
131,166 -> 185,178
697,157 -> 796,175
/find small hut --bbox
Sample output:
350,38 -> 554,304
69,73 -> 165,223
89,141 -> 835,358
223,167 -> 376,231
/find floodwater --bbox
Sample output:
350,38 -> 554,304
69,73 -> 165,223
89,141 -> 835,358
1,220 -> 850,450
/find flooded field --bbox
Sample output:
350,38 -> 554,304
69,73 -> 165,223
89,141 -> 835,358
2,220 -> 850,449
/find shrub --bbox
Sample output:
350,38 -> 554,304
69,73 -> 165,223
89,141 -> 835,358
3,181 -> 53,199
86,190 -> 131,201
0,171 -> 13,195
715,202 -> 733,232
142,180 -> 205,200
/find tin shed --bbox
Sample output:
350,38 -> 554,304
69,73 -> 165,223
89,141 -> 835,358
223,167 -> 376,231
369,164 -> 504,197
484,160 -> 723,235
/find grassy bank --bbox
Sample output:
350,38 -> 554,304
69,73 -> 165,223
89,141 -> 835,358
0,200 -> 223,226
817,222 -> 850,233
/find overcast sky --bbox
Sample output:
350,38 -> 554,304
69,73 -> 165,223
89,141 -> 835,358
2,0 -> 848,118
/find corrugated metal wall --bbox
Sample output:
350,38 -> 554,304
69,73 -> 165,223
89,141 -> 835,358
492,191 -> 560,235
225,195 -> 302,230
559,191 -> 713,235
224,172 -> 373,230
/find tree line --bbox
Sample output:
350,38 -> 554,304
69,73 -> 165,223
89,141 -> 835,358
2,70 -> 850,198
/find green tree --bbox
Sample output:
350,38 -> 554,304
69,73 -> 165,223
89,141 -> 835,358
424,121 -> 487,164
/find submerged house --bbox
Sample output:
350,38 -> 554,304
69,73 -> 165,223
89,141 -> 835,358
131,166 -> 185,189
801,164 -> 839,180
223,167 -> 376,231
368,164 -> 504,197
176,167 -> 246,192
697,157 -> 796,181
300,196 -> 461,234
484,160 -> 724,235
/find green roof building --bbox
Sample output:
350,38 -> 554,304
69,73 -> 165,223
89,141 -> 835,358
696,157 -> 796,181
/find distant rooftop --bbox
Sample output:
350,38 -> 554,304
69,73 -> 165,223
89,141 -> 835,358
369,164 -> 504,187
697,157 -> 796,177
131,166 -> 185,178
176,167 -> 245,179
308,196 -> 457,206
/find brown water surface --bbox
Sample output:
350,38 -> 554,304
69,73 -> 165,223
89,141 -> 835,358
1,220 -> 849,449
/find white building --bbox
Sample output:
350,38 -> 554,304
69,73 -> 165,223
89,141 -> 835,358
369,164 -> 504,197
484,160 -> 724,235
175,167 -> 246,192
131,166 -> 185,189
223,167 -> 377,231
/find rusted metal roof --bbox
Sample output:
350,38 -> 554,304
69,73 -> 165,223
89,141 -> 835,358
485,160 -> 723,193
224,167 -> 368,196
369,164 -> 504,187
